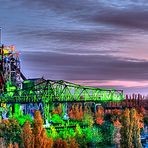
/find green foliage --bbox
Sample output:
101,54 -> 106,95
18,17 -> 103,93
83,127 -> 93,143
82,113 -> 94,126
59,128 -> 76,140
91,127 -> 103,144
44,104 -> 51,121
51,114 -> 64,125
100,121 -> 115,145
68,128 -> 76,138
0,119 -> 22,147
75,124 -> 83,136
13,114 -> 33,126
83,126 -> 103,145
47,125 -> 59,140
75,124 -> 90,147
11,104 -> 33,126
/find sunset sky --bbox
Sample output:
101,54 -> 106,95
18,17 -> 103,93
0,0 -> 148,94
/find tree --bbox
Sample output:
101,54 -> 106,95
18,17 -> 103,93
75,124 -> 86,147
46,137 -> 53,148
113,119 -> 121,127
8,143 -> 13,148
53,138 -> 68,148
91,126 -> 103,145
51,114 -> 64,124
33,110 -> 51,148
113,127 -> 121,148
68,103 -> 83,121
95,106 -> 104,125
112,109 -> 122,126
49,126 -> 58,140
0,119 -> 22,147
131,109 -> 142,148
82,113 -> 94,127
120,109 -> 131,148
39,128 -> 48,148
22,121 -> 34,148
101,121 -> 114,145
69,138 -> 79,148
52,103 -> 62,115
120,108 -> 142,148
33,110 -> 44,148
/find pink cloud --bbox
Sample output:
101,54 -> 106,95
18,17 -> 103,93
70,80 -> 148,88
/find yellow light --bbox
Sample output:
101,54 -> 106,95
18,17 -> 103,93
3,49 -> 9,54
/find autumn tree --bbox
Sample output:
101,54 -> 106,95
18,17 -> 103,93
14,143 -> 19,148
33,110 -> 43,148
46,137 -> 54,148
8,143 -> 13,148
69,138 -> 79,148
52,103 -> 62,115
120,108 -> 142,148
33,110 -> 52,148
39,128 -> 50,148
22,121 -> 34,148
95,106 -> 104,125
68,103 -> 83,121
131,109 -> 142,148
120,109 -> 131,148
53,138 -> 68,148
113,119 -> 121,127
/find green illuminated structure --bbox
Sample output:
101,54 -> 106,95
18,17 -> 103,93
0,80 -> 124,103
0,42 -> 124,122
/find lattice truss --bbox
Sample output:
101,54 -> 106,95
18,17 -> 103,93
0,80 -> 124,103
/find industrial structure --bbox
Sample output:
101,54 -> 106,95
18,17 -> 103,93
0,31 -> 124,119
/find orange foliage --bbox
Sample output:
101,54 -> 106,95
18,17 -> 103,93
7,143 -> 19,148
96,118 -> 104,125
33,110 -> 53,148
69,138 -> 79,148
113,119 -> 121,127
39,128 -> 48,148
112,109 -> 122,116
8,143 -> 13,148
22,121 -> 34,148
68,103 -> 83,121
47,137 -> 54,148
137,112 -> 144,128
53,138 -> 68,148
52,104 -> 62,115
13,143 -> 19,148
84,105 -> 91,114
95,107 -> 104,125
52,109 -> 59,114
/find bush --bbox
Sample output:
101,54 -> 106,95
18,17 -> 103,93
13,114 -> 33,126
82,113 -> 94,126
51,114 -> 65,125
100,121 -> 115,145
0,119 -> 22,147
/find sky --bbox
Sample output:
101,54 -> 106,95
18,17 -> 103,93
0,0 -> 148,94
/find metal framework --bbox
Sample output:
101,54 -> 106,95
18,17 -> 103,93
0,80 -> 124,103
0,41 -> 124,104
0,45 -> 21,92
